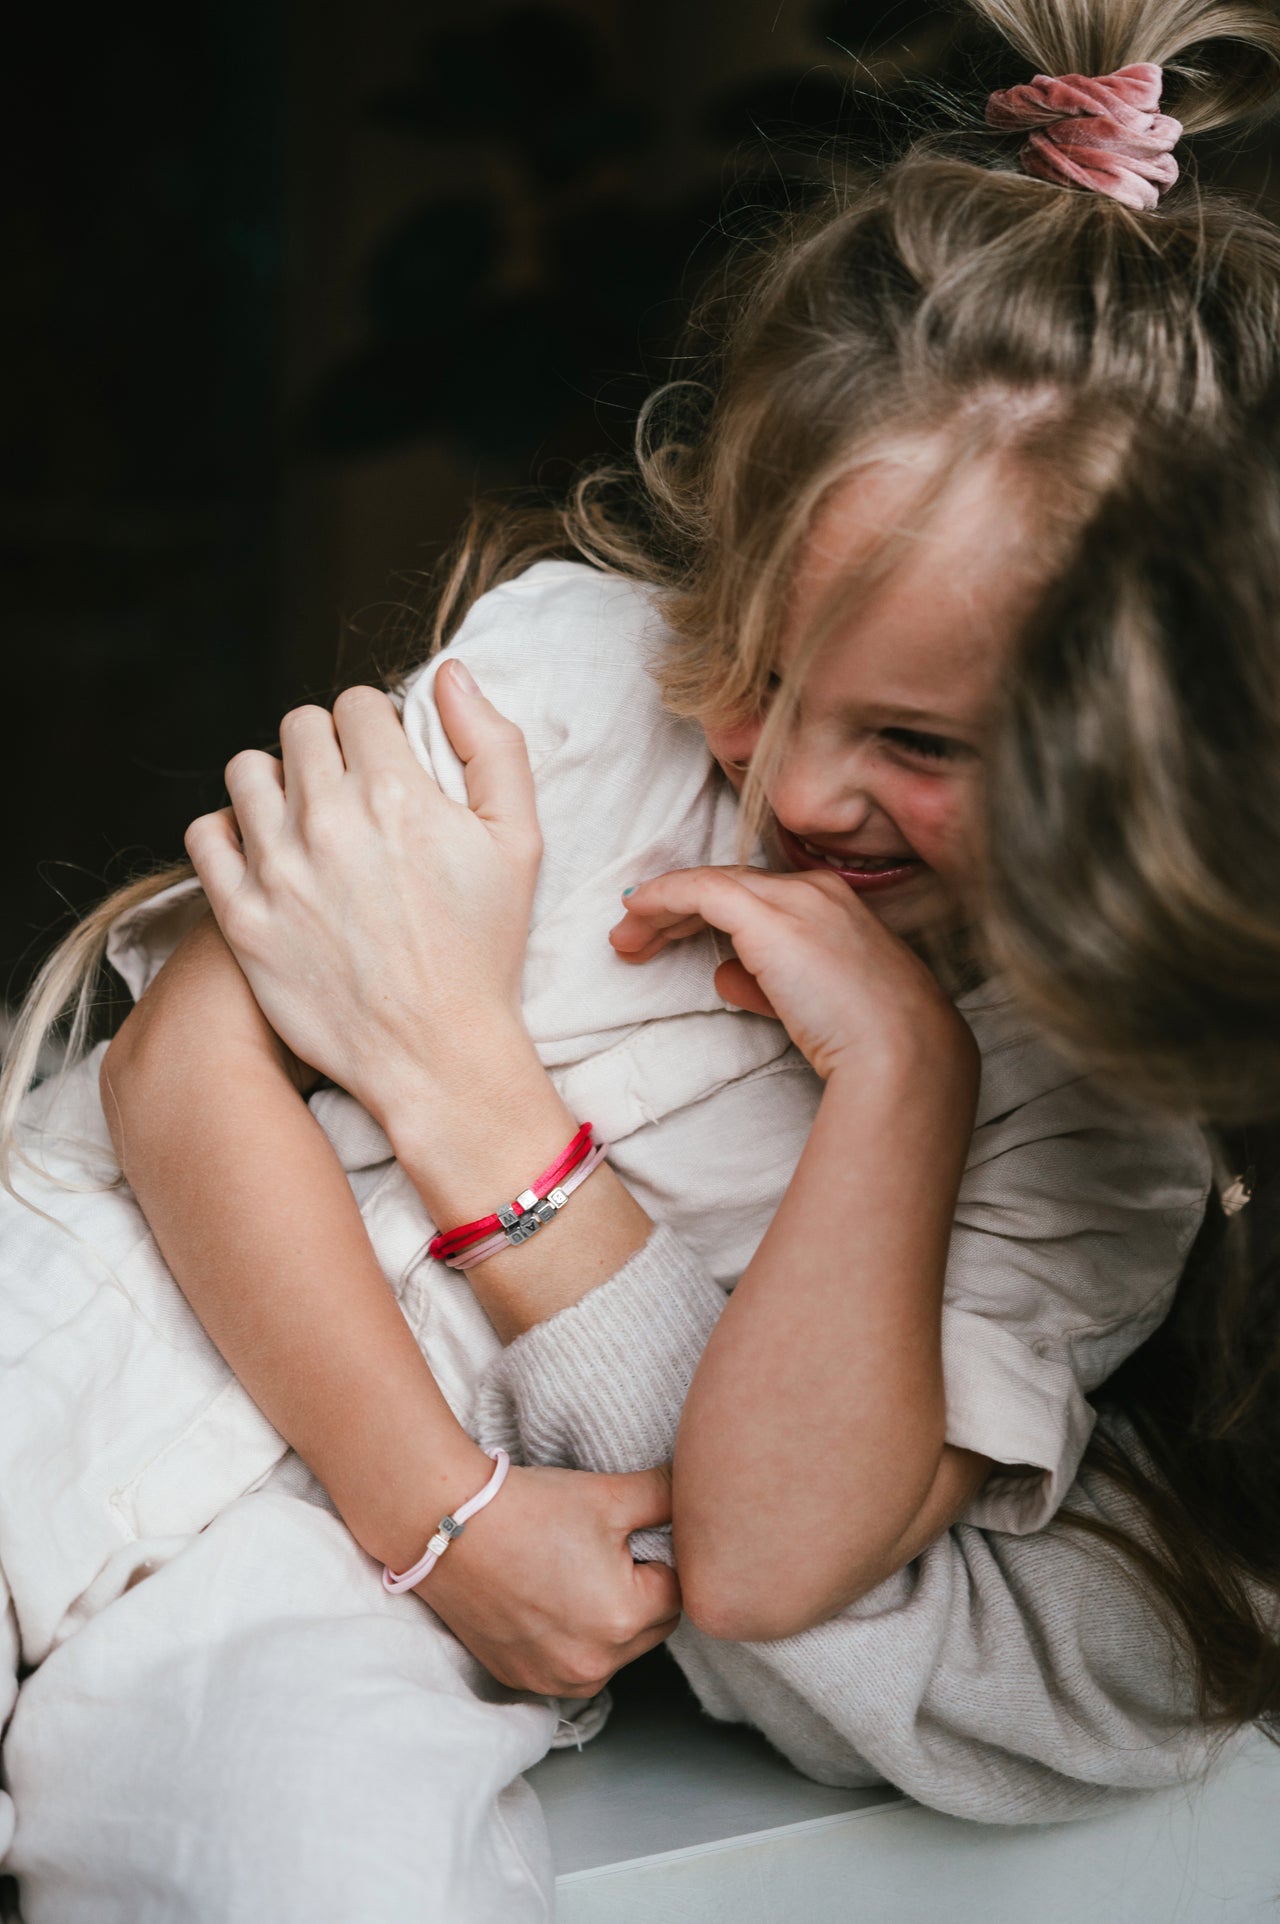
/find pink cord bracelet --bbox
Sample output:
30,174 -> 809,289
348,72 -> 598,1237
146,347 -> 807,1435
429,1122 -> 595,1260
382,1447 -> 511,1594
440,1139 -> 611,1269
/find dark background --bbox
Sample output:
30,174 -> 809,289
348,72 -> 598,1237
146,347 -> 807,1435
5,0 -> 1277,1010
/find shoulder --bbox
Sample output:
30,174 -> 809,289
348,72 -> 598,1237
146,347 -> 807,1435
955,974 -> 1211,1196
400,561 -> 673,750
452,559 -> 664,659
955,972 -> 1213,1250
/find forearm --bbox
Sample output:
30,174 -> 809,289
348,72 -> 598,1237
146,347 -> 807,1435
387,1015 -> 978,1629
103,967 -> 488,1573
381,1028 -> 653,1344
670,1028 -> 978,1636
472,1210 -> 993,1627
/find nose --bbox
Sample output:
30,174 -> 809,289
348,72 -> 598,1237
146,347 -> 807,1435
767,737 -> 877,841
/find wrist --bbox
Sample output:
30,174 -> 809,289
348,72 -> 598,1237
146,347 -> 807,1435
350,1429 -> 496,1577
828,1003 -> 980,1107
382,1034 -> 581,1239
368,1014 -> 543,1145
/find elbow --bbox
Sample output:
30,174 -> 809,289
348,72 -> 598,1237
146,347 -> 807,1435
675,1502 -> 921,1642
680,1587 -> 797,1645
678,1547 -> 864,1645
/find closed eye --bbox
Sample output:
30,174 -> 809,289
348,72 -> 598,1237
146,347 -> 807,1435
881,726 -> 965,763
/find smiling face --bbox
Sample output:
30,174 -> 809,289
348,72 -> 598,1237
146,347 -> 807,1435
702,449 -> 1052,942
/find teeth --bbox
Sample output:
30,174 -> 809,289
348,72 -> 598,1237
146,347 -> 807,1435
799,838 -> 910,872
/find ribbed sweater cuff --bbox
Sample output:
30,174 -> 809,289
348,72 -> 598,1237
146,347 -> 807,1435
471,1221 -> 726,1477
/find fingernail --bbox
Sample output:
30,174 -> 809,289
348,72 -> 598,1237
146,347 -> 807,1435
448,658 -> 478,694
622,886 -> 635,897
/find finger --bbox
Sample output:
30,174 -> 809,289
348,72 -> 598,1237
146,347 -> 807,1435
627,1558 -> 683,1627
184,807 -> 247,916
222,749 -> 286,863
714,958 -> 780,1020
609,1464 -> 674,1533
608,909 -> 707,960
329,683 -> 417,774
613,1612 -> 684,1670
277,703 -> 345,810
616,867 -> 784,958
435,657 -> 540,843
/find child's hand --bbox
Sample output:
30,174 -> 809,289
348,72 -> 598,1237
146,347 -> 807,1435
610,865 -> 972,1082
183,662 -> 543,1126
422,1461 -> 680,1699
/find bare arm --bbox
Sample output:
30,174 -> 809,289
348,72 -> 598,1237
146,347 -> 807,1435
102,908 -> 679,1694
391,1018 -> 996,1642
101,910 -> 491,1573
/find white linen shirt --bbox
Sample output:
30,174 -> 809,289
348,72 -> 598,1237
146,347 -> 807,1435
1,559 -> 1211,1670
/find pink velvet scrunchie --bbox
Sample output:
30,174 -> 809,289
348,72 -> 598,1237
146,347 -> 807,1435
985,61 -> 1182,212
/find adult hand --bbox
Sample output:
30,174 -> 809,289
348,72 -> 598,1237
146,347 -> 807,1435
610,865 -> 976,1083
422,1461 -> 681,1698
184,662 -> 541,1127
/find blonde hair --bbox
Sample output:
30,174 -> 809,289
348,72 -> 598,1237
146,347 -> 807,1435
0,864 -> 192,1198
422,9 -> 1280,710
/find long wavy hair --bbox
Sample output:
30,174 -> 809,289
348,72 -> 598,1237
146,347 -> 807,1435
5,0 -> 1280,1752
983,424 -> 1280,1748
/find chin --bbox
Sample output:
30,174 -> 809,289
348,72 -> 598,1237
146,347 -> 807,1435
866,893 -> 936,936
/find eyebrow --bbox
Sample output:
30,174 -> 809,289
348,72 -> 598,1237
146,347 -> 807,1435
862,704 -> 974,733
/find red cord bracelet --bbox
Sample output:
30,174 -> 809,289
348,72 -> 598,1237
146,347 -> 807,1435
428,1123 -> 595,1260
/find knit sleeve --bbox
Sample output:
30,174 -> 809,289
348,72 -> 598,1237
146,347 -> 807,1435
665,1425 -> 1221,1823
471,1221 -> 723,1563
471,1223 -> 1222,1822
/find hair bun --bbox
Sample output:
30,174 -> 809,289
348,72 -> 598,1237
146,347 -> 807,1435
968,0 -> 1280,135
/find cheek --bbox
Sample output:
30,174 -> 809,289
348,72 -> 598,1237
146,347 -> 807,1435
890,775 -> 980,875
702,719 -> 760,785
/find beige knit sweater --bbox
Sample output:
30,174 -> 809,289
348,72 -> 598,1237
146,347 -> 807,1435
473,1222 -> 1254,1826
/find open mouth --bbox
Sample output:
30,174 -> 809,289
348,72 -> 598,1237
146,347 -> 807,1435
774,821 -> 925,894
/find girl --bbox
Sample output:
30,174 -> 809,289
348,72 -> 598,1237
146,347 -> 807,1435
2,0 -> 1280,1914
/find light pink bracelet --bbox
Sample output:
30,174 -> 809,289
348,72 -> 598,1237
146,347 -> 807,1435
440,1140 -> 611,1269
382,1447 -> 510,1594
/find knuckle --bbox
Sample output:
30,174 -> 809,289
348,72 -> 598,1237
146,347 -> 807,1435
279,703 -> 326,734
334,683 -> 386,716
299,794 -> 340,844
254,846 -> 290,894
603,1609 -> 639,1648
509,821 -> 543,864
219,895 -> 261,955
364,766 -> 410,820
563,1654 -> 609,1695
223,749 -> 255,786
487,709 -> 526,744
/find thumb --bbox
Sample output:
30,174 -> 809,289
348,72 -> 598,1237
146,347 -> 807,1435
435,655 -> 539,838
714,957 -> 780,1021
628,1556 -> 682,1624
608,1463 -> 674,1534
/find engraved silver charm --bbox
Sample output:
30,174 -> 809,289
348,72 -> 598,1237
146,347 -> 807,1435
437,1514 -> 465,1539
507,1213 -> 543,1245
497,1205 -> 522,1231
546,1187 -> 568,1210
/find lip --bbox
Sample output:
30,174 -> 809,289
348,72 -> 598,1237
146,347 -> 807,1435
774,820 -> 926,894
